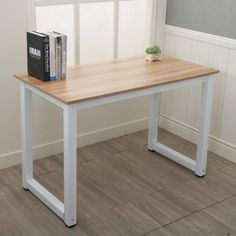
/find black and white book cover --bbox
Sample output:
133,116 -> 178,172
27,31 -> 50,82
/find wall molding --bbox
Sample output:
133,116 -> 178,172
0,117 -> 148,169
165,24 -> 236,50
1,112 -> 235,169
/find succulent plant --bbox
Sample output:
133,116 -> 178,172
145,45 -> 161,54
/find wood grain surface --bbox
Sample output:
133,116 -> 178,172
14,56 -> 219,104
1,129 -> 236,236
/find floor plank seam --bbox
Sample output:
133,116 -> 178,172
147,175 -> 198,197
140,193 -> 236,236
0,180 -> 20,189
35,169 -> 58,177
2,130 -> 236,235
77,158 -> 96,166
218,163 -> 236,172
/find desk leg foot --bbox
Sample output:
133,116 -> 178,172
23,187 -> 29,191
148,149 -> 155,152
195,174 -> 205,178
65,223 -> 77,228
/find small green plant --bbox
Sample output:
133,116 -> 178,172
145,45 -> 161,54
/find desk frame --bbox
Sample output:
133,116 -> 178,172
20,75 -> 214,227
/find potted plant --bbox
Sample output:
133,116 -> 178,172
145,45 -> 161,62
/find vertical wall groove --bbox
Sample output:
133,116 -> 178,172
163,25 -> 236,153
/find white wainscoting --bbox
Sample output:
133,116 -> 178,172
160,25 -> 236,163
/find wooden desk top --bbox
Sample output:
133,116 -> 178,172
14,56 -> 219,104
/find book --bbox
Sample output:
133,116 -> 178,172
52,31 -> 67,80
27,31 -> 50,82
56,35 -> 62,80
27,31 -> 67,82
46,31 -> 67,80
47,32 -> 56,81
45,32 -> 62,80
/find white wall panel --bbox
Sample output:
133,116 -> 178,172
160,34 -> 176,118
172,36 -> 192,123
221,49 -> 236,144
162,35 -> 193,124
162,25 -> 236,162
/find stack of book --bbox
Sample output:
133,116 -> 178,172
27,31 -> 67,82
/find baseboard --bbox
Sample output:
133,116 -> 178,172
1,113 -> 235,169
159,114 -> 236,163
0,117 -> 148,169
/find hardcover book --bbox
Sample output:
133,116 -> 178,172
52,31 -> 67,80
47,32 -> 57,81
27,31 -> 50,82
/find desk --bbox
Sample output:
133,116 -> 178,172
15,56 -> 218,227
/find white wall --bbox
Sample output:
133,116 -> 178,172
160,25 -> 236,163
0,0 -> 150,169
0,1 -> 28,167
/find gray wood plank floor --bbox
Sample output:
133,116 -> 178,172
0,128 -> 236,236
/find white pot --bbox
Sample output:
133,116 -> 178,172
145,53 -> 161,62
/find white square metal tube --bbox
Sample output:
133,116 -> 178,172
21,83 -> 33,189
148,93 -> 160,150
21,82 -> 78,227
195,79 -> 214,176
26,179 -> 64,218
63,104 -> 78,227
147,76 -> 214,177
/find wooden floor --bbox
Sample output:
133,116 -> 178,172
1,129 -> 236,236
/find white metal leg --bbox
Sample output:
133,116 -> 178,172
148,92 -> 197,172
27,179 -> 64,218
21,82 -> 78,226
195,80 -> 214,177
148,77 -> 214,177
148,94 -> 160,151
63,104 -> 77,227
151,141 -> 196,171
21,82 -> 33,189
21,82 -> 65,220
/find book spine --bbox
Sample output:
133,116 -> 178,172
43,37 -> 50,81
61,35 -> 67,80
49,35 -> 56,81
56,37 -> 62,80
